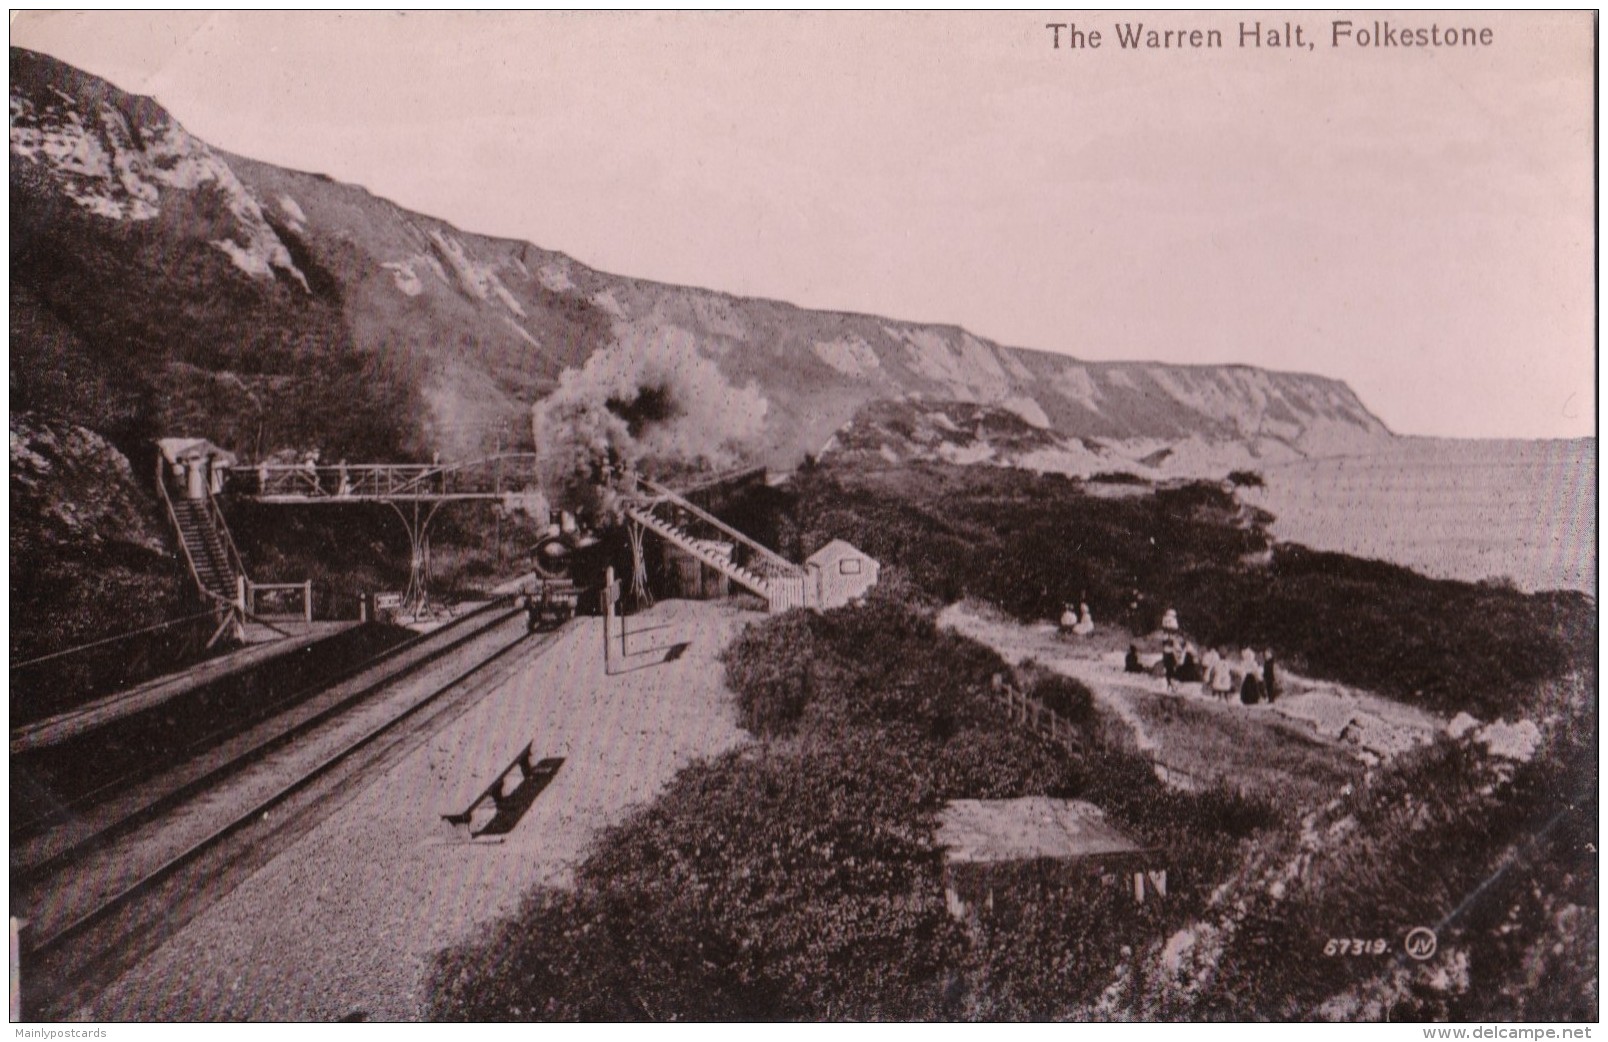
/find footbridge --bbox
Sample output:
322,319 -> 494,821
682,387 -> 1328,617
228,454 -> 544,613
619,474 -> 808,613
167,444 -> 806,626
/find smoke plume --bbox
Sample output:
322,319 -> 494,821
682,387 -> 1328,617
532,326 -> 768,511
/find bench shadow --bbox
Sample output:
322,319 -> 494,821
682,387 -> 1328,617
474,756 -> 564,837
611,642 -> 691,674
442,754 -> 565,839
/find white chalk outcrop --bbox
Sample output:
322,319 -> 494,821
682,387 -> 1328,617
10,70 -> 308,290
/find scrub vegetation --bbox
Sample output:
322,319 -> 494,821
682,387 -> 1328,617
430,461 -> 1594,1020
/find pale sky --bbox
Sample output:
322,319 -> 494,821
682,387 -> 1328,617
11,10 -> 1596,439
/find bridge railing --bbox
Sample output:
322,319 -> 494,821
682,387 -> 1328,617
202,482 -> 248,587
629,474 -> 803,579
231,454 -> 539,500
155,456 -> 220,608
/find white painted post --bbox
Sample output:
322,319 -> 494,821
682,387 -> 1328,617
602,566 -> 619,674
233,575 -> 248,643
304,580 -> 313,622
10,916 -> 23,1020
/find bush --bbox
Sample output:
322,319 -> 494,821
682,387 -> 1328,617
1027,673 -> 1095,725
1180,719 -> 1598,1020
433,729 -> 971,1020
721,610 -> 824,736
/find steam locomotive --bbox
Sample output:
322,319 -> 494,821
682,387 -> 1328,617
527,510 -> 631,616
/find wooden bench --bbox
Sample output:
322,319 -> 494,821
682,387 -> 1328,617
440,741 -> 564,840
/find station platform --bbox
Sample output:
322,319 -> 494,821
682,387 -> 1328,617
10,621 -> 359,755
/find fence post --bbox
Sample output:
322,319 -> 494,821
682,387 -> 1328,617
303,580 -> 313,622
234,575 -> 248,643
602,566 -> 619,675
10,916 -> 22,1020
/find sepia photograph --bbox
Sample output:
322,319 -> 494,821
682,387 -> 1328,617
7,9 -> 1597,1025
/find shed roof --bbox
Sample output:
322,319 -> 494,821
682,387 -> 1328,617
157,437 -> 237,466
805,538 -> 874,568
936,797 -> 1143,864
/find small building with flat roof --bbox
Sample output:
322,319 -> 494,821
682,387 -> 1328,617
936,796 -> 1163,923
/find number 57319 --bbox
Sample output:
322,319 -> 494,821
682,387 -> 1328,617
1324,938 -> 1388,956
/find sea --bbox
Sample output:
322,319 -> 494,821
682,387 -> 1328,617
1237,437 -> 1596,596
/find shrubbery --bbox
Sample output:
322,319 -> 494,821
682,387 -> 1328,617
1021,670 -> 1096,726
434,735 -> 967,1020
720,597 -> 1082,799
430,462 -> 1593,1020
432,596 -> 1278,1020
785,462 -> 1594,719
1148,700 -> 1598,1021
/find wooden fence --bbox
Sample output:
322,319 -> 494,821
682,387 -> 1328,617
986,672 -> 1211,791
988,673 -> 1080,752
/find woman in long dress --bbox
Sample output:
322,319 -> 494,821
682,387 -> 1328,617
1238,648 -> 1264,704
1210,651 -> 1236,702
1263,650 -> 1280,703
1200,647 -> 1222,698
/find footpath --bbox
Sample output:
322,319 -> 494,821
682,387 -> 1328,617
937,601 -> 1444,797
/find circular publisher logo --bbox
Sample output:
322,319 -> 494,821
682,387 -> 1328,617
1404,926 -> 1438,961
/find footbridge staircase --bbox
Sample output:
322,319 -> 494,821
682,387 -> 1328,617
170,495 -> 244,606
155,453 -> 253,646
157,440 -> 319,645
621,476 -> 809,613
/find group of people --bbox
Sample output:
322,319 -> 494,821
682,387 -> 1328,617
253,451 -> 357,497
1059,601 -> 1095,637
1123,607 -> 1280,705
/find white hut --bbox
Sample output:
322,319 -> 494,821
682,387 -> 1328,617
157,437 -> 237,499
804,539 -> 880,609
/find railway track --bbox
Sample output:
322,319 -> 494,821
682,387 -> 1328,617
13,597 -> 516,874
14,601 -> 567,1018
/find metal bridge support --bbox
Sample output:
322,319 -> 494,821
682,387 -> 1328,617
389,500 -> 446,617
627,520 -> 653,609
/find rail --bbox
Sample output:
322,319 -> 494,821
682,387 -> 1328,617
989,674 -> 1082,751
10,609 -> 222,672
18,597 -> 554,1015
12,596 -> 520,872
987,674 -> 1214,792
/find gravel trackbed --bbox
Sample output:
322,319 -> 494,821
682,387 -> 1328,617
75,599 -> 754,1022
